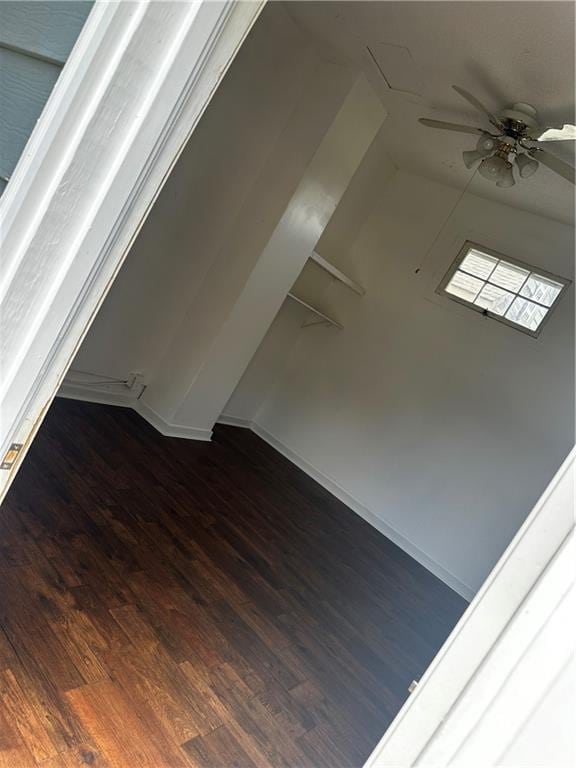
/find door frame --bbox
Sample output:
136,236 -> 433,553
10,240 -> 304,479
0,0 -> 265,500
1,2 -> 572,762
365,447 -> 574,766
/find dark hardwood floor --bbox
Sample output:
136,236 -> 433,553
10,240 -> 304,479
0,399 -> 466,767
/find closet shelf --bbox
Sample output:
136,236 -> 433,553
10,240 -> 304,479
309,251 -> 365,295
286,292 -> 343,329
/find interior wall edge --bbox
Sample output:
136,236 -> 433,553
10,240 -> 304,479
56,389 -> 213,442
135,400 -> 213,442
217,414 -> 254,428
217,412 -> 474,601
57,382 -> 139,408
250,421 -> 474,601
54,392 -> 471,597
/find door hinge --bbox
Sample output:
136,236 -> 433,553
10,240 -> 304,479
1,443 -> 23,470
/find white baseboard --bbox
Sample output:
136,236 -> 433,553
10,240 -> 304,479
217,414 -> 253,428
136,400 -> 212,441
57,383 -> 212,441
57,382 -> 138,407
55,391 -> 472,597
251,422 -> 474,601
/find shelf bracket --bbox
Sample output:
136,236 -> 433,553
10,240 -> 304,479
309,251 -> 365,295
286,292 -> 343,329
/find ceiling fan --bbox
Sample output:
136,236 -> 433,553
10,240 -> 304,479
419,86 -> 576,188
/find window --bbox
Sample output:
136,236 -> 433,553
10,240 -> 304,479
438,242 -> 569,337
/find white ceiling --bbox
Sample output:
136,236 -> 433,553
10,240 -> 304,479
285,1 -> 575,224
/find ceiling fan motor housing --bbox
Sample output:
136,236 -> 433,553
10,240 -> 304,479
499,103 -> 540,135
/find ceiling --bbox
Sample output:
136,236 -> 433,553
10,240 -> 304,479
285,1 -> 575,225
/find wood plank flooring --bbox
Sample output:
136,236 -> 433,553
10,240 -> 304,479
0,399 -> 466,767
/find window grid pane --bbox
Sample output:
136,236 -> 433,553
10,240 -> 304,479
440,244 -> 567,335
473,283 -> 515,316
459,250 -> 498,280
445,270 -> 484,302
487,261 -> 530,293
519,274 -> 564,307
505,297 -> 548,331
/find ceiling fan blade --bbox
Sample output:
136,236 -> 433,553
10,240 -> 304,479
418,118 -> 484,135
452,86 -> 503,130
536,124 -> 576,142
535,149 -> 575,184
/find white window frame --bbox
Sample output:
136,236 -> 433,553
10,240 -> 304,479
437,240 -> 570,338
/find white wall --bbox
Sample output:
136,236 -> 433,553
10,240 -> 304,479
70,5 -> 339,383
142,74 -> 384,431
67,4 -> 390,439
225,148 -> 574,598
223,132 -> 397,419
62,2 -> 574,598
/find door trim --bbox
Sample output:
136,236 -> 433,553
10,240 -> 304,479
365,447 -> 574,766
0,0 -> 265,499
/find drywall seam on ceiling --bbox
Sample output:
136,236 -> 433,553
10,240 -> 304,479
218,413 -> 474,600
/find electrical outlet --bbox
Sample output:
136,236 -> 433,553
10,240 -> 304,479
125,372 -> 145,391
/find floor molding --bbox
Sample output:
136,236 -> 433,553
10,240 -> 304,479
57,386 -> 212,441
250,421 -> 474,601
56,394 -> 472,598
135,400 -> 213,441
57,382 -> 139,408
217,414 -> 253,428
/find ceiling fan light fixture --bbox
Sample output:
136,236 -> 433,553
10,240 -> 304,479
463,135 -> 501,170
478,153 -> 509,181
462,149 -> 486,168
516,152 -> 539,178
477,135 -> 497,153
500,103 -> 539,131
418,85 -> 575,187
496,162 -> 515,188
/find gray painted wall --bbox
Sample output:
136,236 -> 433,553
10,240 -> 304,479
0,1 -> 92,193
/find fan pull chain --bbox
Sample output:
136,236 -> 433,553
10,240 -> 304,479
414,167 -> 479,275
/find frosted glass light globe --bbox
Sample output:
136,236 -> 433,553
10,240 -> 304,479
478,154 -> 509,181
477,136 -> 497,153
516,153 -> 539,178
463,149 -> 485,168
463,136 -> 500,169
496,162 -> 515,188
